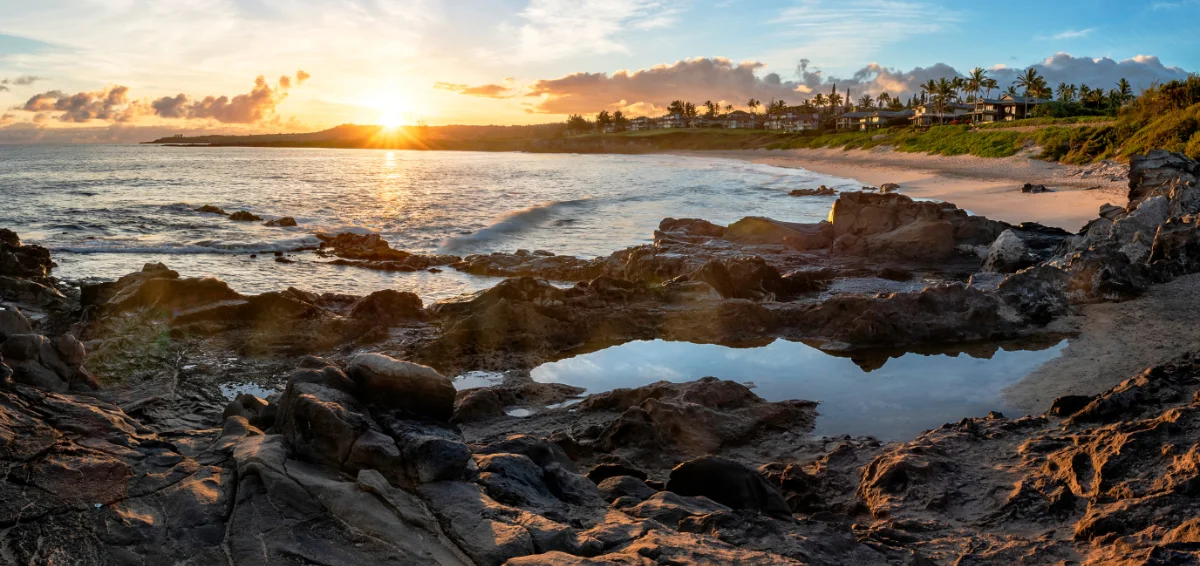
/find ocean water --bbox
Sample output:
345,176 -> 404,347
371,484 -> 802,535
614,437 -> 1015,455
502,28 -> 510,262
0,145 -> 859,300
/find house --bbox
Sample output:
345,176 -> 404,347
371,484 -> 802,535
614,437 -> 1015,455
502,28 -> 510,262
862,109 -> 913,129
628,116 -> 652,131
835,111 -> 873,130
602,123 -> 618,134
967,99 -> 1004,123
994,95 -> 1050,121
765,112 -> 820,132
910,103 -> 972,127
660,113 -> 688,128
725,110 -> 756,129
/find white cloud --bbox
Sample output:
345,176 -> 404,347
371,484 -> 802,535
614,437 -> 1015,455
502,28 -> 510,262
766,0 -> 960,67
1036,27 -> 1097,40
503,0 -> 681,62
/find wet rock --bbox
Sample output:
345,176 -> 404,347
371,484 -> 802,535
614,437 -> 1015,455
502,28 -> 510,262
263,216 -> 297,227
1021,183 -> 1051,193
317,231 -> 413,261
228,210 -> 262,221
657,217 -> 726,239
1,332 -> 96,391
0,229 -> 54,279
194,204 -> 227,215
982,229 -> 1035,273
453,388 -> 506,423
0,307 -> 32,339
348,289 -> 425,323
597,475 -> 658,503
724,216 -> 833,250
789,185 -> 836,197
346,353 -> 456,421
587,463 -> 649,484
829,192 -> 1007,260
667,456 -> 791,516
688,257 -> 796,300
222,393 -> 276,429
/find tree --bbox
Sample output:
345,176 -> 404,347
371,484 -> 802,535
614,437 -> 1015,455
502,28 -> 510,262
704,100 -> 717,118
877,92 -> 891,109
1015,68 -> 1042,119
595,110 -> 612,132
828,93 -> 842,110
613,110 -> 628,131
966,67 -> 988,123
813,93 -> 826,113
684,102 -> 697,119
984,78 -> 998,100
724,103 -> 733,114
858,94 -> 873,110
934,77 -> 957,125
1116,78 -> 1133,105
565,114 -> 590,135
667,100 -> 686,116
747,98 -> 760,116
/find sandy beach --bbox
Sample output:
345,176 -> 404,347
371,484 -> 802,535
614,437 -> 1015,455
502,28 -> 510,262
681,147 -> 1128,232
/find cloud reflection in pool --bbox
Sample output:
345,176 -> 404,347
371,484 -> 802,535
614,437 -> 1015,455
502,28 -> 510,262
530,338 -> 1066,440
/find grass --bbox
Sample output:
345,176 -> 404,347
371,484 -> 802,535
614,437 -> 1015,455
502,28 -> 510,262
559,100 -> 1200,163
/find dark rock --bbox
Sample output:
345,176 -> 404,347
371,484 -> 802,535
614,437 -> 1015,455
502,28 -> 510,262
597,475 -> 658,503
195,204 -> 227,215
452,388 -> 505,423
0,230 -> 54,279
789,185 -> 836,197
348,289 -> 425,323
1046,394 -> 1093,418
1021,183 -> 1051,193
346,353 -> 456,421
880,183 -> 901,193
587,463 -> 648,484
0,308 -> 32,340
667,456 -> 792,516
228,211 -> 262,221
222,393 -> 276,429
725,217 -> 833,250
263,216 -> 297,227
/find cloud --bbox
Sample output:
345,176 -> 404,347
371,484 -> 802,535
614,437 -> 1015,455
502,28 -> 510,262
433,82 -> 514,98
0,86 -> 6,92
0,75 -> 48,91
279,75 -> 292,89
502,0 -> 679,62
767,1 -> 959,67
526,57 -> 811,115
20,86 -> 141,122
297,70 -> 311,84
0,121 -> 308,145
148,75 -> 293,123
1036,28 -> 1097,40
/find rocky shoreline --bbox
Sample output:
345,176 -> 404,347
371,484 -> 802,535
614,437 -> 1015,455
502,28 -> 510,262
2,149 -> 1200,564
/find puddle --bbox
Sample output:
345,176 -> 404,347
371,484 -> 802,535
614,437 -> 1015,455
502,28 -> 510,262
453,370 -> 506,391
219,382 -> 280,401
529,338 -> 1066,440
505,407 -> 534,418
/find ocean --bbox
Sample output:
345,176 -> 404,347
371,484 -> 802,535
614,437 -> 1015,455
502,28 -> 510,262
1,145 -> 859,300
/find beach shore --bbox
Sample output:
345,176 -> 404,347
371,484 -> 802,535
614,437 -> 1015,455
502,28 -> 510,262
679,147 -> 1128,232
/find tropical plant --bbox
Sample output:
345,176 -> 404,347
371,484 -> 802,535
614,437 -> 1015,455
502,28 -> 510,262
1015,68 -> 1042,118
858,94 -> 873,109
565,114 -> 590,134
966,67 -> 988,123
877,92 -> 891,109
747,98 -> 760,116
1116,78 -> 1133,105
703,100 -> 717,118
595,110 -> 612,131
813,93 -> 826,113
612,110 -> 627,131
934,77 -> 957,125
667,100 -> 686,116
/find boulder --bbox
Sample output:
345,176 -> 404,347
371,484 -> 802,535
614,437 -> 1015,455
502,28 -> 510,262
1127,149 -> 1200,213
348,289 -> 425,323
452,388 -> 505,423
597,475 -> 658,504
724,217 -> 833,249
346,353 -> 456,421
0,308 -> 32,340
1021,183 -> 1051,193
195,204 -> 227,215
0,229 -> 54,279
789,185 -> 836,197
657,218 -> 725,239
263,216 -> 297,227
880,183 -> 900,193
1113,195 -> 1169,246
667,457 -> 792,517
982,229 -> 1035,273
317,232 -> 412,261
829,192 -> 1007,247
228,211 -> 262,221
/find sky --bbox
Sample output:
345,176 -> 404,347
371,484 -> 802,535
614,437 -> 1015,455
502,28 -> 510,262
0,0 -> 1197,142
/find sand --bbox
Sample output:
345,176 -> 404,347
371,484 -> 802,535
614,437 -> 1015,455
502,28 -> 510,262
1003,273 -> 1200,412
680,147 -> 1128,232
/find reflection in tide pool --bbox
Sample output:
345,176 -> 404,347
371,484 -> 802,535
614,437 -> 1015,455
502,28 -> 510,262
530,339 -> 1067,440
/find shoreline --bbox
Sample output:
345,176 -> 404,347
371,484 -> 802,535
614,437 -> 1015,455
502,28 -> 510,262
677,147 -> 1127,232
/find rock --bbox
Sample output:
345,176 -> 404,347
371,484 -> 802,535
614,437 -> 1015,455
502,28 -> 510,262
452,388 -> 505,423
348,289 -> 425,323
1,333 -> 95,392
597,475 -> 658,503
587,463 -> 649,484
982,229 -> 1035,273
0,230 -> 54,279
222,393 -> 276,429
228,210 -> 262,221
658,218 -> 726,239
1127,149 -> 1200,213
1099,203 -> 1126,220
667,457 -> 791,516
1114,195 -> 1169,245
688,257 -> 796,300
263,216 -> 297,227
317,232 -> 412,261
789,185 -> 836,197
1021,183 -> 1051,193
195,204 -> 227,215
1046,394 -> 1092,417
346,353 -> 456,421
724,217 -> 833,249
880,183 -> 900,193
0,308 -> 32,340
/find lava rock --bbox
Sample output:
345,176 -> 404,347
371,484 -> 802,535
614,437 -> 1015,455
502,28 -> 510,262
667,456 -> 792,517
346,353 -> 456,421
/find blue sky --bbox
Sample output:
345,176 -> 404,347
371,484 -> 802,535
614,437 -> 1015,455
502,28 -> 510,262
0,0 -> 1195,138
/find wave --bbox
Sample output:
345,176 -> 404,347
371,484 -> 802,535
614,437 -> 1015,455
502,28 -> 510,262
51,235 -> 322,255
438,198 -> 592,253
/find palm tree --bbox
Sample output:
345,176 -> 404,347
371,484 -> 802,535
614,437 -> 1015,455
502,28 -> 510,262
1078,84 -> 1092,108
828,93 -> 843,111
858,94 -> 873,110
966,67 -> 987,123
934,77 -> 957,125
703,100 -> 716,118
1015,68 -> 1042,119
1064,84 -> 1078,103
877,92 -> 891,109
1116,78 -> 1133,105
984,78 -> 998,100
813,93 -> 826,114
1056,82 -> 1070,102
724,103 -> 733,115
747,99 -> 760,116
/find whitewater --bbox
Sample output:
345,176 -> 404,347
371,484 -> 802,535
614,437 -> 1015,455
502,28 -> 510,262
1,145 -> 862,300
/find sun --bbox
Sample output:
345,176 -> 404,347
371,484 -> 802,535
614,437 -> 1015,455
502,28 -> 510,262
378,109 -> 406,129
